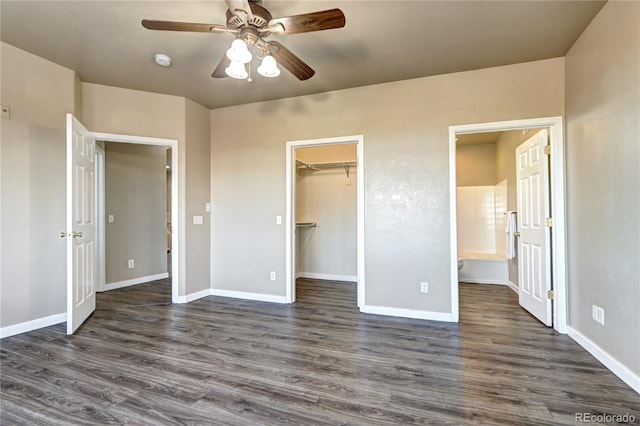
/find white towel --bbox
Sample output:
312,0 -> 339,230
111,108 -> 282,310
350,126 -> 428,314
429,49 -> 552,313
505,211 -> 517,259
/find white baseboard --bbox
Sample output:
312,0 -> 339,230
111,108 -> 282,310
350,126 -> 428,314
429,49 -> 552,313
173,288 -> 213,304
105,273 -> 169,291
507,280 -> 519,294
297,272 -> 358,282
360,305 -> 454,322
0,312 -> 67,339
567,326 -> 640,394
210,289 -> 287,304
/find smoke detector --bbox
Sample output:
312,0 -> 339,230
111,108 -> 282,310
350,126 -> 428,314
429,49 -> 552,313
154,53 -> 172,67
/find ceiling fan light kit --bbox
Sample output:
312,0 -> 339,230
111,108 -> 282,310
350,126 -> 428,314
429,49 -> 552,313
257,55 -> 280,78
142,0 -> 345,82
225,60 -> 249,79
226,39 -> 252,64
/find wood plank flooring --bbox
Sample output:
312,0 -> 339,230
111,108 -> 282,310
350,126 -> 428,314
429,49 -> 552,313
1,278 -> 638,425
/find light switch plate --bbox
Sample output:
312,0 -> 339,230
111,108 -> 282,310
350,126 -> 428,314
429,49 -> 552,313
205,203 -> 211,212
108,215 -> 114,223
193,215 -> 203,225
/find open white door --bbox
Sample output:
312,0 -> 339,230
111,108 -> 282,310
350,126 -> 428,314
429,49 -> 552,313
65,114 -> 97,334
516,129 -> 552,326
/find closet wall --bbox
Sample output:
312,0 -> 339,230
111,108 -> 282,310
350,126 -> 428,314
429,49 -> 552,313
296,144 -> 357,282
105,143 -> 167,285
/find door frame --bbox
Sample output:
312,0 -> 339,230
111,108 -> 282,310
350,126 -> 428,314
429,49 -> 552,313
95,144 -> 106,292
448,116 -> 567,333
91,132 -> 180,303
285,135 -> 365,306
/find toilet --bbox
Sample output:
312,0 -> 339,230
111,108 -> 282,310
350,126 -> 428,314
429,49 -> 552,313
458,258 -> 464,270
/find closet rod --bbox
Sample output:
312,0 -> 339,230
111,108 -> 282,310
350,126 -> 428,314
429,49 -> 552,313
296,160 -> 357,169
296,222 -> 317,228
296,159 -> 357,178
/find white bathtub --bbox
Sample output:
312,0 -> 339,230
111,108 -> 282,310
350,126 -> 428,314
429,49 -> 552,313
458,253 -> 508,285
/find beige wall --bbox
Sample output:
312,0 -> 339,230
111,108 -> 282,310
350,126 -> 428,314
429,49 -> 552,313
82,83 -> 190,295
296,144 -> 357,164
211,58 -> 564,312
185,99 -> 211,294
82,83 -> 211,298
496,130 -> 520,209
104,143 -> 167,284
456,143 -> 496,186
0,43 -> 78,327
565,1 -> 640,376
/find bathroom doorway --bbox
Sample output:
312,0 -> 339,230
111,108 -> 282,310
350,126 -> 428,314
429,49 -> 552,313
449,117 -> 567,333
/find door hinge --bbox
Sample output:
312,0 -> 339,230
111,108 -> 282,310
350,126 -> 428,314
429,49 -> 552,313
547,290 -> 554,300
546,217 -> 553,227
544,145 -> 551,155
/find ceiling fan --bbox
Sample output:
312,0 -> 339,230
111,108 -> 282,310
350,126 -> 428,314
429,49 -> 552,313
142,0 -> 346,81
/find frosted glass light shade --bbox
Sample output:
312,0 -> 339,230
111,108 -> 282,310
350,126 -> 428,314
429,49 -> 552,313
226,39 -> 252,64
225,60 -> 248,79
257,55 -> 280,77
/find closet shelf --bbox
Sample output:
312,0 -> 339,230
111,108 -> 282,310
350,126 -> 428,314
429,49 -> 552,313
296,159 -> 357,178
296,222 -> 317,228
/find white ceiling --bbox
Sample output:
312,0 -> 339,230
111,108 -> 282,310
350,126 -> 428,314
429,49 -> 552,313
1,1 -> 605,110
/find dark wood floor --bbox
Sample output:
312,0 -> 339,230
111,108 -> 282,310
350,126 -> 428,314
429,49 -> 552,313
1,279 -> 638,425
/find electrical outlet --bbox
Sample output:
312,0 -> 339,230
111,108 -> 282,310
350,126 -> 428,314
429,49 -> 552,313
128,259 -> 135,269
276,216 -> 282,225
592,305 -> 598,321
270,271 -> 276,281
420,282 -> 429,293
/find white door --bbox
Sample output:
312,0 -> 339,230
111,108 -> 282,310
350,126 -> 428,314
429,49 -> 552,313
516,129 -> 552,326
66,114 -> 97,334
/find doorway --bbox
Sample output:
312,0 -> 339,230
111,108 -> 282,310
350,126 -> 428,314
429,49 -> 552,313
285,135 -> 365,307
449,117 -> 567,333
66,115 -> 180,334
91,132 -> 179,303
96,143 -> 172,293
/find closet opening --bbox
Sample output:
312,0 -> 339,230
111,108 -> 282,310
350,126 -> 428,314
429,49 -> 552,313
285,135 -> 365,307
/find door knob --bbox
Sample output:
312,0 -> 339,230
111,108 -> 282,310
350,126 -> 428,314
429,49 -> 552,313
514,232 -> 521,237
60,231 -> 83,238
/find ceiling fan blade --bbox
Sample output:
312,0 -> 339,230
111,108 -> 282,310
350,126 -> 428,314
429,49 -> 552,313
268,41 -> 315,80
142,19 -> 227,33
268,9 -> 345,35
225,0 -> 253,21
212,54 -> 231,78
